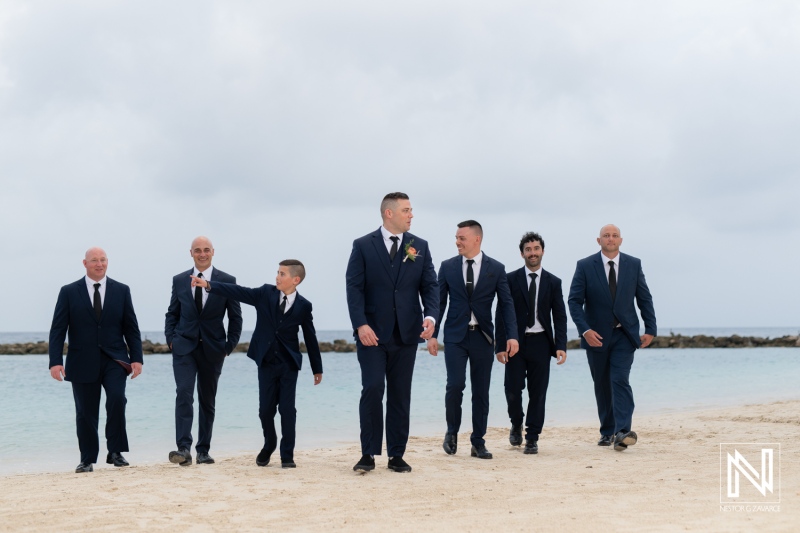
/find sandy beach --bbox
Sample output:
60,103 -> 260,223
1,400 -> 797,532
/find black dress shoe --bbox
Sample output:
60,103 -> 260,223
470,445 -> 493,459
442,433 -> 457,455
387,456 -> 412,472
281,459 -> 296,468
613,430 -> 638,451
256,448 -> 274,467
106,452 -> 129,467
75,462 -> 93,473
169,448 -> 192,466
509,425 -> 523,447
524,440 -> 539,455
597,435 -> 613,447
353,455 -> 375,472
196,452 -> 215,464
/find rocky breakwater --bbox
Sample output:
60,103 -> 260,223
3,335 -> 799,355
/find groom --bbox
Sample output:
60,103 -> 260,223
346,192 -> 439,473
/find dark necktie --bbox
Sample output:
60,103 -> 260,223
93,283 -> 102,320
527,273 -> 537,328
279,295 -> 287,314
608,261 -> 619,327
389,236 -> 399,260
466,259 -> 475,297
608,261 -> 617,303
195,272 -> 204,315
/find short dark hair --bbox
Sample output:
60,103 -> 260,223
380,192 -> 410,215
519,232 -> 545,252
457,220 -> 483,237
279,259 -> 306,281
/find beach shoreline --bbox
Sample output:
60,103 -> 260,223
2,400 -> 797,532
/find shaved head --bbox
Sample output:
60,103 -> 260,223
190,236 -> 215,271
84,246 -> 107,260
191,236 -> 214,249
599,224 -> 621,237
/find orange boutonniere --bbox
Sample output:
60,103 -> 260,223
403,240 -> 421,262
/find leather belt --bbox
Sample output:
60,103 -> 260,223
468,325 -> 480,331
524,331 -> 545,336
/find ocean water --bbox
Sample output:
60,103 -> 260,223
1,329 -> 799,475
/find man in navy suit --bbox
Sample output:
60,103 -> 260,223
191,260 -> 323,468
495,232 -> 568,454
429,220 -> 518,459
49,247 -> 143,473
165,236 -> 242,466
346,192 -> 439,473
568,224 -> 657,451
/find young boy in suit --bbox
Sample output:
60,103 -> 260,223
191,259 -> 323,468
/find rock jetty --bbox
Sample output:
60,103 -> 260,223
1,334 -> 798,355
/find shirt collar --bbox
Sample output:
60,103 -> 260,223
524,265 -> 542,277
601,252 -> 619,265
193,265 -> 214,280
462,250 -> 483,266
380,225 -> 403,242
280,290 -> 298,305
85,275 -> 107,289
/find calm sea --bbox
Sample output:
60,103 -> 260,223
1,328 -> 798,475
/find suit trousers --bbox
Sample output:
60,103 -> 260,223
504,332 -> 551,441
71,355 -> 129,464
258,355 -> 299,460
357,327 -> 417,457
586,328 -> 636,436
444,329 -> 494,447
173,343 -> 225,453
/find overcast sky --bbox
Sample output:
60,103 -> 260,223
1,1 -> 798,334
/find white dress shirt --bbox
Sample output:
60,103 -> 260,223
85,276 -> 107,308
462,252 -> 483,326
279,290 -> 297,313
193,265 -> 214,308
524,266 -> 545,334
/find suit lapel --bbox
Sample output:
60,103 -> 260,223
369,229 -> 395,282
395,233 -> 411,286
514,268 -> 530,311
78,279 -> 98,323
537,270 -> 550,313
593,253 -> 613,305
452,257 -> 467,296
101,279 -> 114,323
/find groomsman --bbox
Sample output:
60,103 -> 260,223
568,224 -> 656,451
429,220 -> 518,459
165,236 -> 242,466
49,247 -> 143,473
496,232 -> 567,454
346,192 -> 439,473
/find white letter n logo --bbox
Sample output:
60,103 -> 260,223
727,449 -> 773,497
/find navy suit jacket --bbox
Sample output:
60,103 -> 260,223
568,252 -> 657,351
49,277 -> 144,383
434,253 -> 518,346
496,267 -> 568,357
346,228 -> 439,345
164,267 -> 243,360
208,281 -> 323,374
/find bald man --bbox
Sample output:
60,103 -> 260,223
165,237 -> 242,466
568,225 -> 656,451
49,247 -> 144,473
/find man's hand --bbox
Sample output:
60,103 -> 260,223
420,318 -> 435,340
496,352 -> 509,364
131,362 -> 143,379
506,339 -> 519,358
50,365 -> 65,381
556,350 -> 567,365
640,334 -> 654,348
427,339 -> 439,356
190,275 -> 208,289
313,373 -> 323,385
357,324 -> 379,346
583,329 -> 603,347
